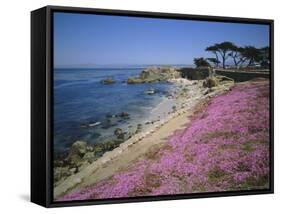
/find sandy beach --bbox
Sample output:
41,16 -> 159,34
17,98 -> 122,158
54,78 -> 234,199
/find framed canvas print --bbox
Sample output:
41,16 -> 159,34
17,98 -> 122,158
31,5 -> 274,207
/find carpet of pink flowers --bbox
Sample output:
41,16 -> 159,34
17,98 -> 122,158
58,80 -> 270,201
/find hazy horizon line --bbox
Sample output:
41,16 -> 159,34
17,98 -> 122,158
54,63 -> 195,69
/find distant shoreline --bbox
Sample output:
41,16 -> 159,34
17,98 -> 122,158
54,64 -> 195,70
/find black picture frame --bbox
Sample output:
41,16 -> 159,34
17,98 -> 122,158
31,5 -> 274,208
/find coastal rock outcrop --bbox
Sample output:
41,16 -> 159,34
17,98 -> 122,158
68,141 -> 87,157
53,138 -> 128,186
100,77 -> 115,84
64,141 -> 89,170
118,112 -> 130,119
83,152 -> 97,163
114,128 -> 125,139
203,76 -> 219,88
54,167 -> 72,184
203,75 -> 234,88
127,66 -> 181,84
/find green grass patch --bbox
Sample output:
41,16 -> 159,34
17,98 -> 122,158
230,175 -> 269,191
192,183 -> 206,192
208,167 -> 226,182
241,140 -> 268,152
204,131 -> 237,140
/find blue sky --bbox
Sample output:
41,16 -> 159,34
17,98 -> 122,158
54,12 -> 269,67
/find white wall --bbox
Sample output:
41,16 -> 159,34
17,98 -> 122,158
0,0 -> 279,212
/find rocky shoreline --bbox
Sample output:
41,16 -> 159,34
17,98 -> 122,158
54,66 -> 235,199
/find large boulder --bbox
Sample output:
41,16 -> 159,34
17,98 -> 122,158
100,77 -> 115,84
203,76 -> 219,88
83,152 -> 97,163
114,128 -> 125,139
203,75 -> 234,88
66,141 -> 88,165
118,112 -> 130,119
69,141 -> 87,156
54,166 -> 71,184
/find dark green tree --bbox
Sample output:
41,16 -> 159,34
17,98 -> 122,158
193,57 -> 210,68
205,45 -> 220,67
206,42 -> 235,68
242,46 -> 262,66
228,45 -> 247,67
207,57 -> 220,67
216,42 -> 236,68
259,46 -> 270,67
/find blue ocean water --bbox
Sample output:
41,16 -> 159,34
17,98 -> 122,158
53,68 -> 173,153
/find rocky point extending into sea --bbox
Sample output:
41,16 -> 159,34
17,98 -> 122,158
127,66 -> 181,84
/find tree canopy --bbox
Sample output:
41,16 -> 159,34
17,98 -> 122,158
197,41 -> 269,69
193,57 -> 210,68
